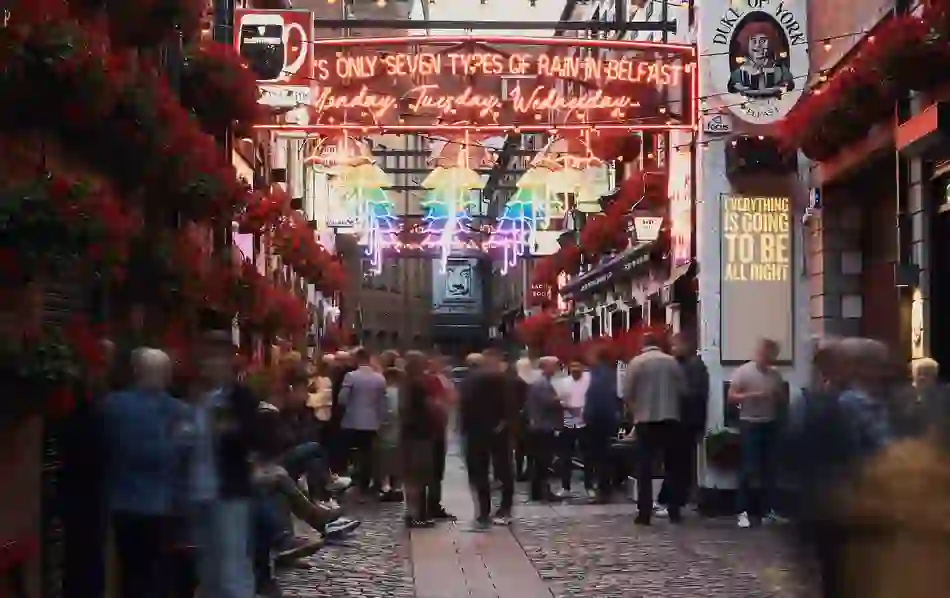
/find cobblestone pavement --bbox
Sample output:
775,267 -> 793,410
278,500 -> 415,598
512,510 -> 813,598
277,460 -> 811,598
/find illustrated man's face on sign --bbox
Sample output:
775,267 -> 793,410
749,33 -> 771,65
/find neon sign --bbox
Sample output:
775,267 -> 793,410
316,53 -> 684,87
305,136 -> 399,273
256,36 -> 696,133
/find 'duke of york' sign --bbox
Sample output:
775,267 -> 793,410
700,0 -> 809,125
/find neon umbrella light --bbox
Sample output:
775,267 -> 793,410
320,137 -> 398,273
420,146 -> 484,273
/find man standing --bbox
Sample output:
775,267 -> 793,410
623,334 -> 687,525
554,361 -> 593,499
328,350 -> 356,474
728,338 -> 785,528
525,357 -> 564,502
338,348 -> 388,496
459,350 -> 516,529
657,333 -> 709,514
583,346 -> 621,503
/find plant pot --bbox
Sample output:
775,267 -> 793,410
705,431 -> 742,470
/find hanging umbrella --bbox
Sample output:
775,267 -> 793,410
420,139 -> 485,271
546,134 -> 604,195
314,136 -> 398,272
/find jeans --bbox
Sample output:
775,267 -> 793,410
658,425 -> 701,507
190,499 -> 255,598
465,432 -> 514,519
583,423 -> 617,495
279,442 -> 329,499
528,430 -> 556,500
634,421 -> 683,517
736,420 -> 778,515
557,427 -> 593,491
112,512 -> 175,598
428,436 -> 447,511
343,429 -> 378,492
252,494 -> 290,587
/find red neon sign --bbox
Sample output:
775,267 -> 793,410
255,36 -> 697,133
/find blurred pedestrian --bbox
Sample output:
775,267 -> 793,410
186,331 -> 272,598
525,357 -> 563,502
583,345 -> 621,503
554,360 -> 593,499
338,347 -> 388,496
426,354 -> 457,520
658,332 -> 709,512
400,351 -> 438,527
623,333 -> 687,525
377,367 -> 404,502
728,338 -> 785,528
460,349 -> 516,529
101,348 -> 189,598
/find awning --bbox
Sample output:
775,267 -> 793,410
897,101 -> 950,159
559,243 -> 654,299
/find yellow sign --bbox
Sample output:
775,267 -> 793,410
722,196 -> 790,282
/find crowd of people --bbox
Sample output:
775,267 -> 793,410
52,325 -> 950,598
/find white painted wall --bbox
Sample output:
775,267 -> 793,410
696,0 -> 814,490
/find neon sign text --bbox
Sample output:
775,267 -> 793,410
315,52 -> 684,87
312,84 -> 643,120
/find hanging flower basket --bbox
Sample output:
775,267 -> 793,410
0,327 -> 81,426
0,173 -> 137,281
181,41 -> 263,135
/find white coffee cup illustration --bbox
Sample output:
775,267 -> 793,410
238,13 -> 309,82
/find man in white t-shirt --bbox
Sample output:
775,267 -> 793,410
553,361 -> 595,499
728,338 -> 785,528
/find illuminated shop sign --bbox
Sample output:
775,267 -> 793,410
719,194 -> 793,363
256,36 -> 696,133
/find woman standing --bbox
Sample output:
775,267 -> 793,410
400,351 -> 438,527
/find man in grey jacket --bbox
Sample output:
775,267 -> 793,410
623,334 -> 687,524
525,356 -> 564,502
338,348 -> 388,494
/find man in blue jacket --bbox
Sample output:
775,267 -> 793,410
101,348 -> 191,598
583,346 -> 621,503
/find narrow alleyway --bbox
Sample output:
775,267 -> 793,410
279,445 -> 811,598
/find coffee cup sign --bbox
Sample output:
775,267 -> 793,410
236,10 -> 313,85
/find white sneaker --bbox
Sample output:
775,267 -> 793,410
324,517 -> 361,537
586,489 -> 598,500
553,488 -> 570,499
737,511 -> 751,528
326,476 -> 352,493
653,505 -> 669,518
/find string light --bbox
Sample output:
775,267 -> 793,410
376,0 -> 387,6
